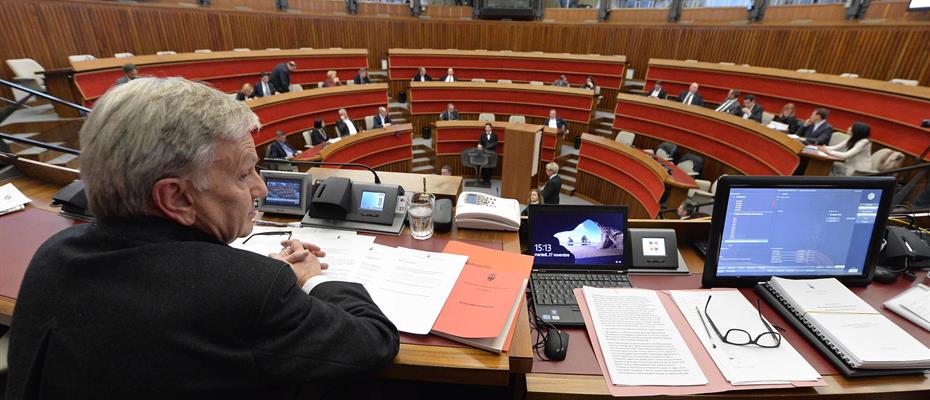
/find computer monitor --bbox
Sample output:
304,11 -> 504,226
528,205 -> 628,269
702,176 -> 896,287
257,170 -> 312,216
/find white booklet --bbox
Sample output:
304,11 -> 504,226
884,284 -> 930,332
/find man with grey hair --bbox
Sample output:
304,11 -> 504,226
6,78 -> 399,398
539,161 -> 562,204
335,108 -> 359,137
373,106 -> 392,129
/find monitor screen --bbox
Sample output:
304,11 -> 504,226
716,187 -> 882,277
529,205 -> 627,268
909,0 -> 930,10
264,178 -> 303,207
359,191 -> 386,211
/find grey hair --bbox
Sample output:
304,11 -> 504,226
546,162 -> 560,174
79,77 -> 260,223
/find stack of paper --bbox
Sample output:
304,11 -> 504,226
771,277 -> 930,369
670,290 -> 820,385
0,183 -> 31,216
884,284 -> 930,332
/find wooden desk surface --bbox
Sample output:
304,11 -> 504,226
69,48 -> 369,72
412,81 -> 595,99
390,49 -> 627,64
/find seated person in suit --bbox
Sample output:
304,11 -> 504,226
582,76 -> 596,90
235,83 -> 253,101
821,122 -> 872,176
714,89 -> 741,115
677,200 -> 700,220
546,109 -> 568,136
354,67 -> 371,85
441,68 -> 456,83
270,61 -> 296,93
773,103 -> 801,135
439,103 -> 459,120
553,74 -> 570,87
306,119 -> 328,146
267,130 -> 302,160
797,108 -> 833,145
252,72 -> 276,98
114,63 -> 138,86
678,82 -> 704,106
647,81 -> 667,99
335,108 -> 359,137
539,162 -> 562,205
739,94 -> 764,123
323,70 -> 342,87
412,66 -> 432,82
5,77 -> 399,398
372,106 -> 392,129
440,165 -> 452,176
477,123 -> 498,183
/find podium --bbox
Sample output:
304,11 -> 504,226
499,125 -> 542,200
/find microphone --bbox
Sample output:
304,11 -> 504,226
263,159 -> 382,184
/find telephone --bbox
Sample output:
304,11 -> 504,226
454,191 -> 521,232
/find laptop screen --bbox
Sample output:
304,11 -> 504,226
703,176 -> 895,287
528,205 -> 628,269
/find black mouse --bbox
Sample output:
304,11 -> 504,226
544,328 -> 570,361
872,266 -> 899,284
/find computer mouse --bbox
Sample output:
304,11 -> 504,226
872,266 -> 899,284
544,328 -> 570,361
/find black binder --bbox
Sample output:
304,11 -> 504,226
755,282 -> 929,378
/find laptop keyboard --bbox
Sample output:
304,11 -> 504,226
532,273 -> 632,305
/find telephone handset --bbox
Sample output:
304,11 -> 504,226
454,191 -> 521,232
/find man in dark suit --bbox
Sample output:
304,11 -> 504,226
478,123 -> 498,183
539,162 -> 562,205
646,81 -> 667,99
267,130 -> 301,160
114,63 -> 138,86
678,82 -> 704,107
306,119 -> 328,146
739,94 -> 764,123
441,68 -> 456,83
546,109 -> 568,135
372,106 -> 392,129
270,61 -> 296,93
335,108 -> 359,137
252,72 -> 276,98
411,66 -> 431,82
439,103 -> 459,120
5,77 -> 399,399
354,67 -> 371,85
714,89 -> 742,115
798,108 -> 833,145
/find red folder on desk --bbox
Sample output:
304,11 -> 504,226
430,241 -> 532,352
573,288 -> 825,397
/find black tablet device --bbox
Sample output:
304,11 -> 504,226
702,175 -> 895,288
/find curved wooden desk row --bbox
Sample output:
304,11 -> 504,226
294,124 -> 413,173
66,49 -> 369,104
645,59 -> 930,159
388,49 -> 627,89
576,134 -> 697,219
613,94 -> 804,177
247,84 -> 389,146
409,82 -> 595,123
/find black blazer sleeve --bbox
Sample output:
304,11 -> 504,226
658,89 -> 667,99
335,120 -> 350,137
747,105 -> 763,123
310,129 -> 328,146
373,115 -> 391,129
540,176 -> 561,205
235,92 -> 247,101
803,123 -> 833,145
479,133 -> 498,150
251,267 -> 399,382
270,64 -> 291,93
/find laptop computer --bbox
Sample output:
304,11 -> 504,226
701,175 -> 896,287
527,204 -> 632,326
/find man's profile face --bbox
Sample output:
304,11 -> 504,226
287,64 -> 297,72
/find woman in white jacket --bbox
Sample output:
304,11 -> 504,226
820,122 -> 872,176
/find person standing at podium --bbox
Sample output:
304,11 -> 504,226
5,77 -> 399,398
539,162 -> 562,205
477,123 -> 498,183
439,103 -> 459,120
335,108 -> 359,137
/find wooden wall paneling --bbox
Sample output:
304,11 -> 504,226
288,0 -> 347,15
211,0 -> 279,12
423,6 -> 473,20
763,4 -> 847,24
357,2 -> 413,18
2,1 -> 930,102
866,1 -> 930,22
543,8 -> 600,23
606,8 -> 668,24
679,7 -> 747,24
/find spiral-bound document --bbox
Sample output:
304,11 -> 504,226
757,277 -> 930,377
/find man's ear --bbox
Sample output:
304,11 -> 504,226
151,178 -> 198,226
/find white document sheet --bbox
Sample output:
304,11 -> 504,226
0,183 -> 31,214
670,290 -> 821,385
356,244 -> 467,334
230,227 -> 362,258
230,228 -> 375,282
583,287 -> 707,386
884,284 -> 930,332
